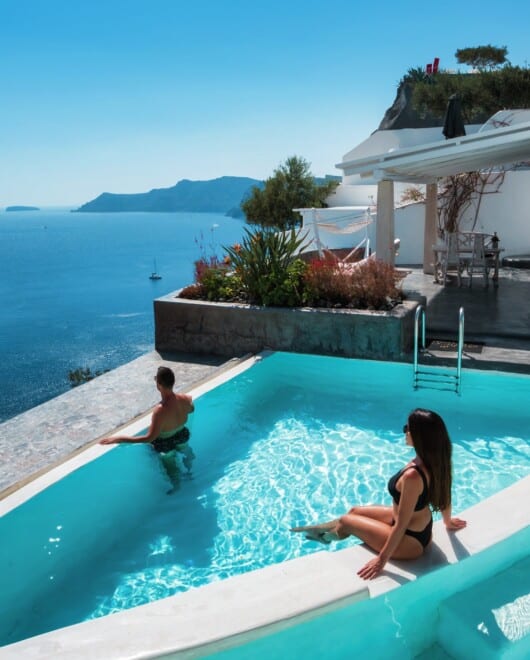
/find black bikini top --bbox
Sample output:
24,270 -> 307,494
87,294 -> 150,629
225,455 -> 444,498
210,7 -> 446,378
387,463 -> 430,511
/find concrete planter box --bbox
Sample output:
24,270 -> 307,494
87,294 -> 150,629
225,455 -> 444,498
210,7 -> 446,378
155,291 -> 420,360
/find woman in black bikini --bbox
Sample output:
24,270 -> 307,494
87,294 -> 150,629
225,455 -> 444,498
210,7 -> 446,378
291,408 -> 466,580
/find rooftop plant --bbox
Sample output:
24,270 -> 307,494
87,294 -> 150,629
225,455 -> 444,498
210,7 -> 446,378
408,45 -> 529,123
455,45 -> 508,72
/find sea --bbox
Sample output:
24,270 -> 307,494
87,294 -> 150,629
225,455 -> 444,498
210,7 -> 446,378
0,209 -> 245,423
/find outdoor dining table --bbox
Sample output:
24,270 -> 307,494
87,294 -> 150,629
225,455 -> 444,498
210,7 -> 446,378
433,232 -> 504,288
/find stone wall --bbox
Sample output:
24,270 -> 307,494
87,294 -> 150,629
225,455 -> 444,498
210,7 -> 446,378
154,292 -> 420,360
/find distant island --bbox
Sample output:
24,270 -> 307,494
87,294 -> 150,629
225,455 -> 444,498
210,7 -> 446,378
6,206 -> 40,212
74,176 -> 263,216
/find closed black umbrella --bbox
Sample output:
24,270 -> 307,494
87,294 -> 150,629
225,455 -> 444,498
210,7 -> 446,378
442,94 -> 466,139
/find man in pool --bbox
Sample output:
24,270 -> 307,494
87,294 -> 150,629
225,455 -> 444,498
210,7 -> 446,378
99,366 -> 195,491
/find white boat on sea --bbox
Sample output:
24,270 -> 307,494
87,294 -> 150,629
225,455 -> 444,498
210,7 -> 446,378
149,258 -> 162,280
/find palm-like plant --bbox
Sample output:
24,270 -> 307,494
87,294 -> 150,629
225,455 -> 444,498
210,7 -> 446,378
224,227 -> 309,306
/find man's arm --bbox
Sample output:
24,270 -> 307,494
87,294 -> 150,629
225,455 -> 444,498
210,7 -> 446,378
99,408 -> 163,445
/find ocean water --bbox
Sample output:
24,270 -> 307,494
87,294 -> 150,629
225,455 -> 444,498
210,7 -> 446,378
0,209 -> 244,422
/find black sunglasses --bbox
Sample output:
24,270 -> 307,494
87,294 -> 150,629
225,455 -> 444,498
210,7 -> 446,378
403,424 -> 409,434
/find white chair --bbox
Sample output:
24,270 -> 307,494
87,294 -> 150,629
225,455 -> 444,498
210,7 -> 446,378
433,232 -> 459,285
456,232 -> 489,287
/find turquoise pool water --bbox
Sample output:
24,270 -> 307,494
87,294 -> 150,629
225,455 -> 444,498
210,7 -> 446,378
1,352 -> 530,647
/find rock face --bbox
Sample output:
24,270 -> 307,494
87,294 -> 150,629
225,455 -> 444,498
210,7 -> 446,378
74,176 -> 262,213
5,206 -> 40,212
377,83 -> 444,130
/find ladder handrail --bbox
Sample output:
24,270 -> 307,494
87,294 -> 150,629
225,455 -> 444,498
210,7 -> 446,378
413,305 -> 465,394
413,304 -> 425,377
456,306 -> 465,394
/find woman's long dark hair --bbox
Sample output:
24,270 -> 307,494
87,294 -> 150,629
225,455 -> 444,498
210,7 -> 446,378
408,408 -> 452,511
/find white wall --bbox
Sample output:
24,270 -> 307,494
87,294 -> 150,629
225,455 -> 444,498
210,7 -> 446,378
393,170 -> 530,263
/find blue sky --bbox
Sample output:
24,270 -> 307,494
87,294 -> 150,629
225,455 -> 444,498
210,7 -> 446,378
1,0 -> 529,206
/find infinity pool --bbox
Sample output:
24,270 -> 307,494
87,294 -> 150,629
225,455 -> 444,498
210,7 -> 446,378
1,352 -> 530,648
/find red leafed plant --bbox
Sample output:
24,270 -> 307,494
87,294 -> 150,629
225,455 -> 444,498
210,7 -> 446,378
303,255 -> 355,307
303,256 -> 403,309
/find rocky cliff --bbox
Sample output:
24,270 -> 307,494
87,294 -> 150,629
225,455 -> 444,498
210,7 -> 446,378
377,82 -> 444,130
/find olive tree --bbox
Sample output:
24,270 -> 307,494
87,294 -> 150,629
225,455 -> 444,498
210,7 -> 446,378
241,156 -> 339,230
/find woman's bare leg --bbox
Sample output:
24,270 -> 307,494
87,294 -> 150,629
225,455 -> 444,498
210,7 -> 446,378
290,519 -> 339,534
346,505 -> 394,525
291,505 -> 423,558
335,512 -> 423,560
290,505 -> 394,543
290,505 -> 393,534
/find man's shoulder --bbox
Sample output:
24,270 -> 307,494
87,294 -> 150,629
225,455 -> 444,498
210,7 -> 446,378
175,392 -> 193,411
152,402 -> 165,416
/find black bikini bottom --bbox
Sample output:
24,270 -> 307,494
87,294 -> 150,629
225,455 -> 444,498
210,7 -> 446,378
392,516 -> 433,548
151,427 -> 190,453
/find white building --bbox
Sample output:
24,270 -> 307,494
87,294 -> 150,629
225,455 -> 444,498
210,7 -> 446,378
299,110 -> 530,266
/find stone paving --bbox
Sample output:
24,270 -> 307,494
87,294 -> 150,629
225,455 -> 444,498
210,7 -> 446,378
401,267 -> 530,372
1,266 -> 529,499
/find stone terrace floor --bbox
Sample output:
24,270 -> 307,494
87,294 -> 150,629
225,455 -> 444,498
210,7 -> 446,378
1,267 -> 529,497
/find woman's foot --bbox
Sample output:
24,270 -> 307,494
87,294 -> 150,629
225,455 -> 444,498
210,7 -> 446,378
304,530 -> 333,544
290,523 -> 337,544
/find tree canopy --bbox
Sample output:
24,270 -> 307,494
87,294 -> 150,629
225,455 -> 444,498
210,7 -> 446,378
241,156 -> 339,230
455,45 -> 508,71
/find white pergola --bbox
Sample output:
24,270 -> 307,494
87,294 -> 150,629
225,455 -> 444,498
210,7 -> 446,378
335,121 -> 530,272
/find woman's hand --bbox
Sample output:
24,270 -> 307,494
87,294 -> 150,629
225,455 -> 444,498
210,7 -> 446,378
357,556 -> 386,580
445,517 -> 467,531
99,437 -> 119,445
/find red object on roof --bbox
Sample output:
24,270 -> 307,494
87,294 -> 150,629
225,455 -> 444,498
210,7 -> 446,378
433,57 -> 440,73
426,63 -> 433,75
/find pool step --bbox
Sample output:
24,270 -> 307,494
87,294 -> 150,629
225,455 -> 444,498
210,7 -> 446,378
435,555 -> 530,659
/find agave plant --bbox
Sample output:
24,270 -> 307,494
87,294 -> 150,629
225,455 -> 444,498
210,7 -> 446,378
223,227 -> 309,306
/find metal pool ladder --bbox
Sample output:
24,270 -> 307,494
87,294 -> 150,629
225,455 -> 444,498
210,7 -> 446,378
413,305 -> 465,394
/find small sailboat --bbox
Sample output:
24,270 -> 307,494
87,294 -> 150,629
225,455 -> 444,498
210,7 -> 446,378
149,258 -> 162,280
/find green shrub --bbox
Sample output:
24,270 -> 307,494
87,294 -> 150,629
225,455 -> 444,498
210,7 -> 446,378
68,367 -> 109,388
200,266 -> 240,301
183,257 -> 242,302
224,227 -> 308,306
